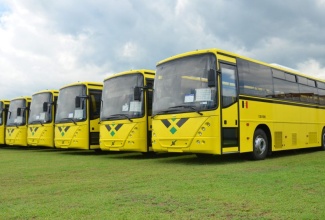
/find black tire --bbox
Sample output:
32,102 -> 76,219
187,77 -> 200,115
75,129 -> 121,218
251,129 -> 268,160
321,128 -> 325,151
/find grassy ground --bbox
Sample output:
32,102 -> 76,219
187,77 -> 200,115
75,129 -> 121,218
0,146 -> 325,219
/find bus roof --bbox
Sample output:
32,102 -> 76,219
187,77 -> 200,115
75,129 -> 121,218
156,48 -> 323,83
104,69 -> 155,82
32,89 -> 59,96
10,96 -> 32,101
0,99 -> 10,104
59,81 -> 103,90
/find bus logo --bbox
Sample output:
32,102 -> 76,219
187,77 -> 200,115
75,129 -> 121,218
58,126 -> 70,136
29,127 -> 39,136
105,124 -> 123,137
7,128 -> 15,136
161,118 -> 188,134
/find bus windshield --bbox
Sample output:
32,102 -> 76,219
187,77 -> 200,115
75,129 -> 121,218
29,92 -> 52,124
101,73 -> 144,121
153,53 -> 217,115
7,99 -> 27,126
55,85 -> 86,123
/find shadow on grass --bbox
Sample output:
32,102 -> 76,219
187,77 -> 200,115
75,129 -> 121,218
56,149 -> 124,156
155,147 -> 324,165
267,147 -> 322,160
0,145 -> 31,151
106,152 -> 186,160
155,153 -> 247,165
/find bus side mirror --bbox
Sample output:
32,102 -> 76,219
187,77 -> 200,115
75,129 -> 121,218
75,96 -> 81,108
43,102 -> 49,112
17,108 -> 22,116
134,86 -> 142,101
208,69 -> 216,87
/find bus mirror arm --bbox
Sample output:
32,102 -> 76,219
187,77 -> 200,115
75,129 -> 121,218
75,95 -> 89,108
134,86 -> 142,101
208,69 -> 216,87
43,102 -> 49,112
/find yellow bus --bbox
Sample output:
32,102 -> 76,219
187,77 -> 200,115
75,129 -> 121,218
100,69 -> 155,154
152,48 -> 325,160
27,90 -> 59,147
54,82 -> 102,150
6,96 -> 32,147
0,100 -> 10,145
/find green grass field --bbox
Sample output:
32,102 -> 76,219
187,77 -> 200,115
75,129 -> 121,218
1,146 -> 325,220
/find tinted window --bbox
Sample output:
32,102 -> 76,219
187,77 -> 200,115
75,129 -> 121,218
237,58 -> 273,97
273,78 -> 300,101
285,73 -> 296,82
299,84 -> 318,103
272,69 -> 285,79
317,82 -> 325,89
297,76 -> 308,85
318,89 -> 325,105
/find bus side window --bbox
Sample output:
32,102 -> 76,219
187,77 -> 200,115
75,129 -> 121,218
221,64 -> 237,108
89,90 -> 102,120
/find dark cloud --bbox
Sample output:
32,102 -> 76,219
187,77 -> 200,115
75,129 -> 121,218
1,0 -> 325,99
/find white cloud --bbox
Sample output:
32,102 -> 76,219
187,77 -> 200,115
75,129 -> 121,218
1,0 -> 325,100
120,41 -> 138,58
0,1 -> 107,99
316,0 -> 325,6
297,59 -> 325,80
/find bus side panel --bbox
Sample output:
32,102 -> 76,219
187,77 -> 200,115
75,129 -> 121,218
5,126 -> 28,146
239,98 -> 323,153
27,124 -> 55,147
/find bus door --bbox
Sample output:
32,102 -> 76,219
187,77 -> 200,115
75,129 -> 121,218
220,63 -> 239,153
146,78 -> 154,151
88,89 -> 102,148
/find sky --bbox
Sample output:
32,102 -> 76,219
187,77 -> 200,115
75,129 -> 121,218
1,0 -> 325,99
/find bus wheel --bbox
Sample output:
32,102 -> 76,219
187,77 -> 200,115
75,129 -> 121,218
321,129 -> 325,151
251,129 -> 268,160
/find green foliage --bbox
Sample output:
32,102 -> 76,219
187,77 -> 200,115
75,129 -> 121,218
1,147 -> 325,219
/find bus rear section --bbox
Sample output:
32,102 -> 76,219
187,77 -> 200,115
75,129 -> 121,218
54,82 -> 102,150
100,70 -> 155,153
6,97 -> 32,147
0,100 -> 10,145
152,48 -> 325,160
27,90 -> 58,147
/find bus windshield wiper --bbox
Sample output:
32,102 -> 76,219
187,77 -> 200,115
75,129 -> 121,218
30,120 -> 44,126
61,117 -> 77,125
102,114 -> 133,122
169,105 -> 203,115
152,109 -> 181,118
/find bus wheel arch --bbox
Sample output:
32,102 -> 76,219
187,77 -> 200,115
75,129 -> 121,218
251,125 -> 271,160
